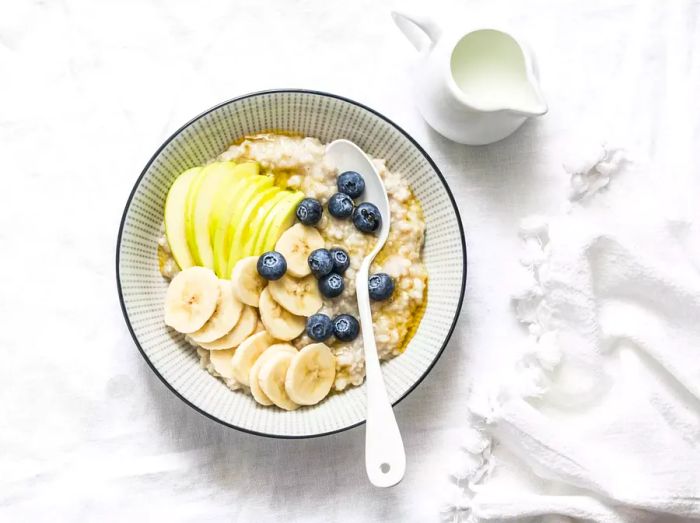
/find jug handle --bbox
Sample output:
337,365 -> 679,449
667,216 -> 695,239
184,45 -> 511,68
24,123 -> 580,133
391,11 -> 441,52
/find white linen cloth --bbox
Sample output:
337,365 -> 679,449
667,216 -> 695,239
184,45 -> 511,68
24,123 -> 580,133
1,0 -> 698,521
446,150 -> 700,522
442,0 -> 700,519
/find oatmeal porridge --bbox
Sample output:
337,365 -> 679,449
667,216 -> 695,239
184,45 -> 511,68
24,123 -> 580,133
220,134 -> 427,390
159,133 -> 427,409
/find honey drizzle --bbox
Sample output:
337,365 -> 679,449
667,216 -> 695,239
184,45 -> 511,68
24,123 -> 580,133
232,129 -> 303,146
376,190 -> 428,354
399,281 -> 428,353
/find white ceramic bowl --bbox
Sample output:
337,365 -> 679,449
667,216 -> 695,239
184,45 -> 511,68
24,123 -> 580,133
117,90 -> 466,438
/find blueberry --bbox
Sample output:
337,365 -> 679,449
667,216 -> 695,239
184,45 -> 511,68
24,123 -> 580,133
308,248 -> 334,278
306,313 -> 334,342
318,273 -> 344,298
296,198 -> 323,226
257,251 -> 287,280
368,273 -> 395,301
329,247 -> 350,274
352,202 -> 382,233
333,314 -> 360,342
328,193 -> 354,219
337,171 -> 365,199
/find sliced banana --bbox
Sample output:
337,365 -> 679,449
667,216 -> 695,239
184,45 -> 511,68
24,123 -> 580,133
198,305 -> 257,350
249,344 -> 298,406
209,348 -> 236,379
275,223 -> 324,277
230,256 -> 266,307
189,280 -> 244,343
285,343 -> 336,406
258,351 -> 299,411
268,274 -> 323,317
164,266 -> 220,333
258,287 -> 306,341
231,331 -> 276,385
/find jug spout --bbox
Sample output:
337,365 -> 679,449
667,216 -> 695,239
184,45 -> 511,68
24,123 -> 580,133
506,42 -> 547,116
448,27 -> 548,117
391,11 -> 441,52
504,83 -> 548,116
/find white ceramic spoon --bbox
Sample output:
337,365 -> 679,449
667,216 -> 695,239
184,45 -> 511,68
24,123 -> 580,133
325,139 -> 406,488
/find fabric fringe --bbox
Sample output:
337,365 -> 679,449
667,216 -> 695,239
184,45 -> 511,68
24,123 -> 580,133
443,147 -> 627,522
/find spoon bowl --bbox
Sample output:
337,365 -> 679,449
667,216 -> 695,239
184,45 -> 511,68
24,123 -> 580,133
326,139 -> 406,488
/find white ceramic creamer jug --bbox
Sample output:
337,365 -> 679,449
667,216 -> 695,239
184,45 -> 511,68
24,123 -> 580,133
392,11 -> 547,145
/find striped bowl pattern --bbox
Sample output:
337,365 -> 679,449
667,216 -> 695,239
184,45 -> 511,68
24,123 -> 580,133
117,90 -> 466,438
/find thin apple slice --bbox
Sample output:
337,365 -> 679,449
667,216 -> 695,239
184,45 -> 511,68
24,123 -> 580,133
209,162 -> 259,239
185,162 -> 238,269
209,163 -> 260,276
164,167 -> 201,270
258,191 -> 305,254
242,190 -> 289,258
214,175 -> 274,277
211,178 -> 257,277
226,186 -> 282,276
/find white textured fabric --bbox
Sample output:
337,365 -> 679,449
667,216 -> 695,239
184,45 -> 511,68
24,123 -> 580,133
442,0 -> 700,519
451,153 -> 700,522
2,0 -> 699,521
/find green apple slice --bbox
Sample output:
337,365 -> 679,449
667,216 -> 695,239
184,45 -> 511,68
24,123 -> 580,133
258,191 -> 305,254
213,175 -> 274,276
210,164 -> 260,276
209,162 -> 259,239
185,161 -> 238,268
241,190 -> 289,258
164,167 -> 201,269
226,186 -> 282,276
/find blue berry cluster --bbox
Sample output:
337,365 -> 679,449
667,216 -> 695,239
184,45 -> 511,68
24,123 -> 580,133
306,313 -> 360,343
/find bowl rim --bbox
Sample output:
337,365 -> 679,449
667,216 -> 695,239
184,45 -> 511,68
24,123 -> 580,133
116,88 -> 467,439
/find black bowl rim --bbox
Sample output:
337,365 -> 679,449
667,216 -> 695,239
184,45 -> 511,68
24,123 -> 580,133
116,88 -> 467,439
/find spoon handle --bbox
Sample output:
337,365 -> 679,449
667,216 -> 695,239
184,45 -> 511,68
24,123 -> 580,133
357,264 -> 406,487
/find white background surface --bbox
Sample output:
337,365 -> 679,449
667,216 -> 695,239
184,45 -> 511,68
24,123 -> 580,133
2,0 -> 696,521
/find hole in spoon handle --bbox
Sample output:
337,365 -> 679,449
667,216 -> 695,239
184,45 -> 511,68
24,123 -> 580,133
364,373 -> 406,487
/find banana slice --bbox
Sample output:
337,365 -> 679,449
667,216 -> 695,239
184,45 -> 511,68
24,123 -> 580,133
164,267 -> 220,333
209,348 -> 236,379
258,287 -> 306,341
198,305 -> 257,350
231,331 -> 276,385
258,351 -> 299,411
275,223 -> 324,277
189,280 -> 244,343
268,274 -> 323,317
249,344 -> 297,406
230,256 -> 266,307
285,343 -> 336,406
